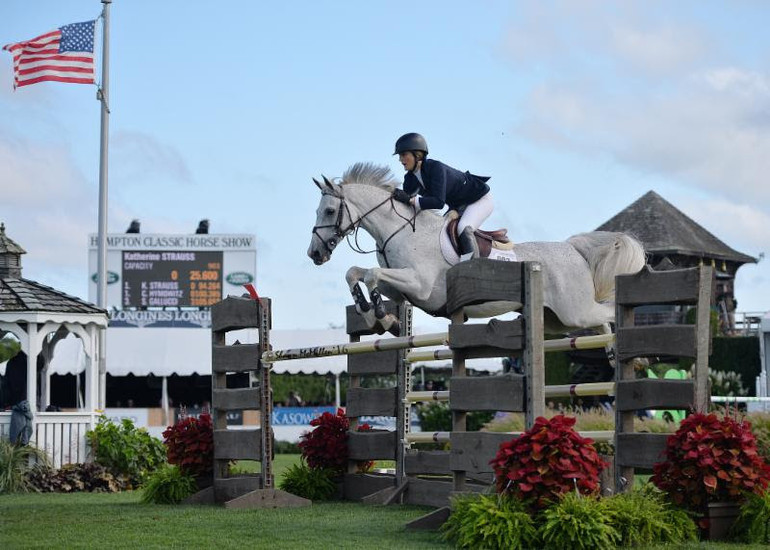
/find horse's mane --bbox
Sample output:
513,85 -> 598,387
340,162 -> 398,190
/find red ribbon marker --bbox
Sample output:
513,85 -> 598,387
243,284 -> 266,310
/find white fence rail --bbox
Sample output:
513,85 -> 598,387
0,411 -> 99,468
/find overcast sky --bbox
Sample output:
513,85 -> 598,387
1,1 -> 769,331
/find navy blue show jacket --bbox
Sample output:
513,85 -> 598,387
402,158 -> 490,210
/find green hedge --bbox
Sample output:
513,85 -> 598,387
709,337 -> 761,396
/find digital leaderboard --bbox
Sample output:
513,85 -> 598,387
121,250 -> 223,308
88,233 -> 256,310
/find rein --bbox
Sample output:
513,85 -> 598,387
312,190 -> 419,268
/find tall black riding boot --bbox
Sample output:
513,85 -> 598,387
459,226 -> 479,260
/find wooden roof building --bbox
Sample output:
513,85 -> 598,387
597,190 -> 756,278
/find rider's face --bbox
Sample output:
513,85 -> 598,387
399,152 -> 418,172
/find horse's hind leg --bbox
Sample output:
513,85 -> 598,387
597,322 -> 616,369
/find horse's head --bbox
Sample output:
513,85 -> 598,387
307,176 -> 350,265
307,163 -> 402,265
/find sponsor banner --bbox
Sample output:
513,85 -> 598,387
272,406 -> 336,426
109,309 -> 212,328
270,408 -> 399,429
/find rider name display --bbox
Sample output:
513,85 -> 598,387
88,233 -> 257,310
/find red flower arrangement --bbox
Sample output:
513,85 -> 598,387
490,414 -> 607,510
652,412 -> 770,512
298,408 -> 373,474
162,413 -> 214,477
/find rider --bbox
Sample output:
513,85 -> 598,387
392,132 -> 493,258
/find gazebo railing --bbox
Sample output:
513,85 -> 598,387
0,411 -> 99,468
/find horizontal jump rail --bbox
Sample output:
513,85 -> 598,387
404,429 -> 615,444
403,381 -> 614,404
545,382 -> 614,398
710,396 -> 770,403
404,391 -> 451,403
262,332 -> 448,362
405,333 -> 615,363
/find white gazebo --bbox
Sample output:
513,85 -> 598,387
0,223 -> 107,466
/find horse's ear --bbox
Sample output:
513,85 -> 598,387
312,177 -> 324,192
322,175 -> 336,194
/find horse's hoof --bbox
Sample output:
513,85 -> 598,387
387,321 -> 401,337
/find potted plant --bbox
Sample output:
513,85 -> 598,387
298,408 -> 374,475
293,408 -> 373,499
162,412 -> 214,489
651,411 -> 770,540
489,414 -> 608,511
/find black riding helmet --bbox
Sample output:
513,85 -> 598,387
394,133 -> 428,156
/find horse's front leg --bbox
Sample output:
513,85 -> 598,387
345,266 -> 377,328
363,267 -> 424,335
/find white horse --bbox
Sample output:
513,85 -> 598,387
307,163 -> 645,336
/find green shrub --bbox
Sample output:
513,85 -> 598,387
440,493 -> 537,550
416,402 -> 493,432
747,412 -> 770,463
26,462 -> 126,493
732,490 -> 770,543
601,485 -> 697,546
141,464 -> 198,504
86,416 -> 166,487
538,492 -> 620,550
278,461 -> 337,501
0,439 -> 49,493
709,368 -> 748,397
271,372 -> 342,406
0,336 -> 20,363
710,336 -> 761,391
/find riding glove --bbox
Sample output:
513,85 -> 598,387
393,189 -> 412,205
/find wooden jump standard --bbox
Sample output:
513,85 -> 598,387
193,296 -> 310,509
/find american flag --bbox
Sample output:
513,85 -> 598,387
3,20 -> 96,89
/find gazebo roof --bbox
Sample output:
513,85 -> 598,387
597,191 -> 756,265
0,222 -> 106,317
0,277 -> 106,315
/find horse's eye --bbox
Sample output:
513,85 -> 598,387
325,208 -> 335,216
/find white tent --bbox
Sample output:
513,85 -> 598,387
44,326 -> 503,376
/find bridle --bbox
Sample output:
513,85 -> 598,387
312,187 -> 419,268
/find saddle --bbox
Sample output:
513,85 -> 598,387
446,211 -> 514,258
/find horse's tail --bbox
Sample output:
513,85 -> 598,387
567,231 -> 646,304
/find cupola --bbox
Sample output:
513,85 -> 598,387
0,223 -> 26,278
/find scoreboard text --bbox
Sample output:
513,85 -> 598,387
122,251 -> 223,308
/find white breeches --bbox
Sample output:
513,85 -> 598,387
458,192 -> 494,233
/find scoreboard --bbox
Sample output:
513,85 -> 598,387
122,251 -> 223,308
88,233 -> 256,310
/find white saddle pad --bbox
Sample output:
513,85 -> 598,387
440,219 -> 517,265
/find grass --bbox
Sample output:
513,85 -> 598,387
0,491 -> 444,549
1,491 -> 766,550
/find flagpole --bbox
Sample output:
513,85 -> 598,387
96,0 -> 111,410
